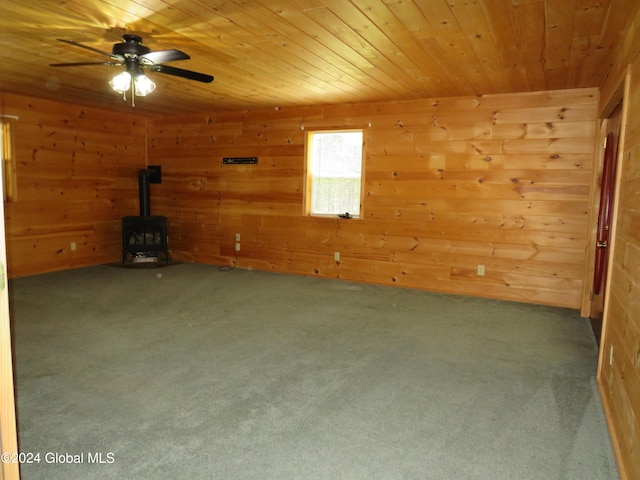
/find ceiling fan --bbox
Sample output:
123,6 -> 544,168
51,34 -> 214,106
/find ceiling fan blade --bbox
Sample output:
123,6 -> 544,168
56,38 -> 120,60
148,65 -> 214,83
140,49 -> 190,65
50,61 -> 121,67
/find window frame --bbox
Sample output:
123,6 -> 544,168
303,128 -> 365,218
1,119 -> 17,202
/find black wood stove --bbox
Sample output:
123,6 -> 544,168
122,166 -> 169,265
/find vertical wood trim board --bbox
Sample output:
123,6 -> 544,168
0,137 -> 19,480
0,261 -> 19,480
149,88 -> 599,309
0,93 -> 147,278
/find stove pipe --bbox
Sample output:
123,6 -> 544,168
138,166 -> 161,216
138,169 -> 151,216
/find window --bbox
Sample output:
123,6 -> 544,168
1,120 -> 17,202
305,129 -> 364,217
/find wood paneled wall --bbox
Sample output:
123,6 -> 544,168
149,88 -> 598,309
1,93 -> 147,277
597,6 -> 640,479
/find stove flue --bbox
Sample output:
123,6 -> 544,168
138,166 -> 161,215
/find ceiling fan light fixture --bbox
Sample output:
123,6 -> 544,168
53,34 -> 213,108
134,74 -> 156,96
109,71 -> 131,93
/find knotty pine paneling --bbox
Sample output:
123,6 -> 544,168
1,92 -> 147,277
2,0 -> 640,115
597,11 -> 640,478
148,87 -> 598,309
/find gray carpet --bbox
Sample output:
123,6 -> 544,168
9,263 -> 618,479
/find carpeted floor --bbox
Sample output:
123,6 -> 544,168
8,263 -> 618,479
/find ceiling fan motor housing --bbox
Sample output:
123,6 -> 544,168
112,34 -> 150,58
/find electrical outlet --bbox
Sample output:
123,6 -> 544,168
334,252 -> 340,262
609,345 -> 614,366
235,233 -> 241,242
477,265 -> 485,276
235,242 -> 241,252
70,242 -> 77,251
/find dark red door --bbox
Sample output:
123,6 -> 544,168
590,102 -> 622,328
593,132 -> 618,296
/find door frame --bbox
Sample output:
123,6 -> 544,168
581,72 -> 629,322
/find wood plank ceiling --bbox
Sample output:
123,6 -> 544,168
0,0 -> 637,116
